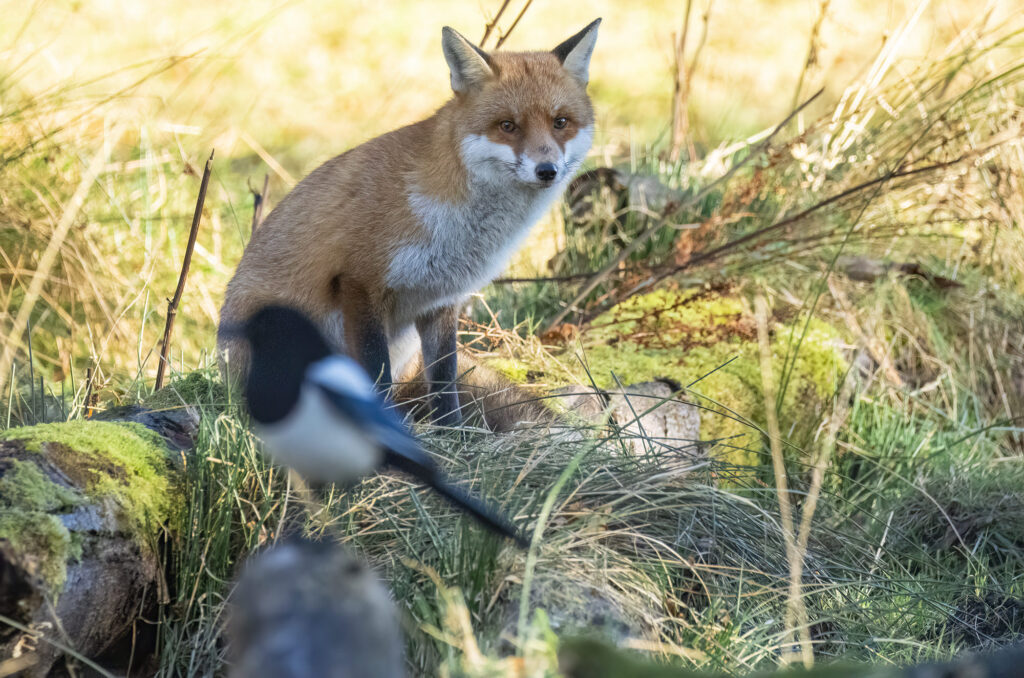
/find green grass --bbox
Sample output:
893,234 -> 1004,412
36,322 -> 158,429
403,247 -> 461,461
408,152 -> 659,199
136,367 -> 1020,676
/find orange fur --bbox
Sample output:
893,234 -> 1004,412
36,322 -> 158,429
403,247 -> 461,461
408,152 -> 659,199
218,22 -> 601,414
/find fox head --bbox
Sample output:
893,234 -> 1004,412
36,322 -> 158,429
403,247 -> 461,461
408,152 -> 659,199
441,19 -> 600,190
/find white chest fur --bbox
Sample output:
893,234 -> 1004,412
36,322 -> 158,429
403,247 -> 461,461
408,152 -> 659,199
385,126 -> 592,324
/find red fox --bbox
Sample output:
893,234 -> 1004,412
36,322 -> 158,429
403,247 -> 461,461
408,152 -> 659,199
218,19 -> 600,426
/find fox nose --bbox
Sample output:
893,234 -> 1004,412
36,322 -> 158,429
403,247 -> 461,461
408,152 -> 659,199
535,163 -> 558,183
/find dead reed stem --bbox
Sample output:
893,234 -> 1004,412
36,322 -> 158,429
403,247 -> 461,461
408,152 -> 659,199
797,353 -> 855,557
670,0 -> 713,163
755,293 -> 812,668
792,0 -> 831,111
670,0 -> 695,163
155,150 -> 213,391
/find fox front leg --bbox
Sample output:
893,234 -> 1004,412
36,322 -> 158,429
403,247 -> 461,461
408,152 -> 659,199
416,305 -> 462,426
338,280 -> 392,391
359,319 -> 392,391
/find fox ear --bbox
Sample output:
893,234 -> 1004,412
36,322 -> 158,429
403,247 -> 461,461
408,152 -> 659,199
552,18 -> 601,87
442,27 -> 494,94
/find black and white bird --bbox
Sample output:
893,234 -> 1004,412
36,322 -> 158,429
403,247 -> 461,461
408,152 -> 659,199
222,305 -> 526,546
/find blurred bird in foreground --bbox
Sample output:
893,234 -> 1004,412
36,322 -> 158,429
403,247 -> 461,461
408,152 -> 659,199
228,538 -> 404,678
221,305 -> 526,546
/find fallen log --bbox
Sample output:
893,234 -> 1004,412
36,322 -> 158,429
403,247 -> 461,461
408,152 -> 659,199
0,406 -> 197,676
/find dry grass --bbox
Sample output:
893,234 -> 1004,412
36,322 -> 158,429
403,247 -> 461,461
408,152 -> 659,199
2,0 -> 1021,391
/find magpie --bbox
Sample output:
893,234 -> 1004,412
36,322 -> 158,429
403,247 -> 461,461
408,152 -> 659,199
222,305 -> 526,546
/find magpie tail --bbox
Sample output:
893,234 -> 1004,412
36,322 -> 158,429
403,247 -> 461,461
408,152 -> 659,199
428,477 -> 529,548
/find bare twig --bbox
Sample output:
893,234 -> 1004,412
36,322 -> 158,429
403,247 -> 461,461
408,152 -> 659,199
494,0 -> 533,49
479,0 -> 512,48
499,149 -> 981,296
155,150 -> 214,391
669,0 -> 695,163
792,0 -> 831,111
540,89 -> 823,335
602,148 -> 982,318
251,173 -> 269,233
671,0 -> 714,163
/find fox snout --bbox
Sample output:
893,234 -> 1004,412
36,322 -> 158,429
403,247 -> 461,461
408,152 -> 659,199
535,162 -> 558,182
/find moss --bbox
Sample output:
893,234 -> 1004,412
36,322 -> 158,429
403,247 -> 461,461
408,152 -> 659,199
144,369 -> 228,411
478,357 -> 532,384
1,420 -> 178,541
568,289 -> 846,466
0,458 -> 81,512
0,459 -> 84,594
0,511 -> 77,594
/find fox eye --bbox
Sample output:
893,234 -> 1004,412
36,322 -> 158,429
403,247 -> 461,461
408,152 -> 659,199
499,120 -> 517,133
553,116 -> 569,129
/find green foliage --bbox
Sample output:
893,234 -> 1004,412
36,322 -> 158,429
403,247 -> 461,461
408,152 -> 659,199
2,4 -> 1024,676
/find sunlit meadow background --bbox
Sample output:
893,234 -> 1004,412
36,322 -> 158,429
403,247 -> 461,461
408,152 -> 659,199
3,0 -> 1016,386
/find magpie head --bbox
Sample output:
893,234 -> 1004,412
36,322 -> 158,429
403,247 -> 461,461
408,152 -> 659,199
237,306 -> 331,361
224,305 -> 333,423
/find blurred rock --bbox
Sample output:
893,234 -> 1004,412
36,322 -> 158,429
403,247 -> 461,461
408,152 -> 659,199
606,381 -> 701,459
228,538 -> 405,678
551,381 -> 703,461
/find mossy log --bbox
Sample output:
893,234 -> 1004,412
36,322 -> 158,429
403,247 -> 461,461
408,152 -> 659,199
0,409 -> 196,676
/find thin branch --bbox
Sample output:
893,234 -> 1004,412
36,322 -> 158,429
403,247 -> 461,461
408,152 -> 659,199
84,365 -> 95,419
494,0 -> 533,50
603,149 -> 981,316
155,150 -> 214,391
480,0 -> 512,48
498,150 -> 977,294
669,0 -> 696,162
